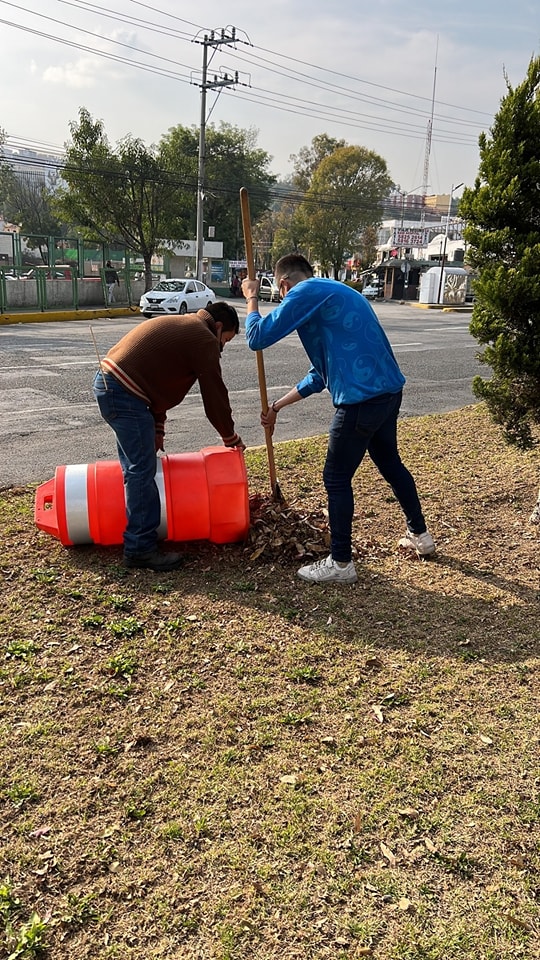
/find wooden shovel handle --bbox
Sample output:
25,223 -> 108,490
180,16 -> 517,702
239,186 -> 278,495
240,187 -> 256,280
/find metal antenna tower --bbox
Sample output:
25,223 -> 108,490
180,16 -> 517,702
420,38 -> 438,229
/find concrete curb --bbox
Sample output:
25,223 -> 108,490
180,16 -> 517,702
0,306 -> 140,325
414,303 -> 473,313
0,302 -> 473,325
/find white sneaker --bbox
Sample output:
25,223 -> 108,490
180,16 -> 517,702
398,529 -> 436,557
297,554 -> 358,584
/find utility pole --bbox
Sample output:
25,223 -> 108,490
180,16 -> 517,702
194,28 -> 238,281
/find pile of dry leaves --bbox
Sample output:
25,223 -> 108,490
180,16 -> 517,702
245,493 -> 331,561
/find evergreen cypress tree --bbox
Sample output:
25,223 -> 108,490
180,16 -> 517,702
460,57 -> 540,510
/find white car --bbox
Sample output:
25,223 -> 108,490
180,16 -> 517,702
139,278 -> 216,318
361,283 -> 382,300
258,275 -> 281,302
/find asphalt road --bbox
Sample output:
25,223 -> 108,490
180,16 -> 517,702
0,300 -> 484,487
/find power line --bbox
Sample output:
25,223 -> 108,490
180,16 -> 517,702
0,0 -> 491,184
55,0 -> 196,42
0,0 -> 491,140
85,0 -> 495,120
0,4 -> 196,79
2,152 -> 449,216
54,0 -> 488,133
0,13 -> 481,151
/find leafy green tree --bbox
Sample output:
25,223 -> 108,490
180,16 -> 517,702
3,171 -> 68,263
58,108 -> 187,289
255,184 -> 304,265
296,145 -> 392,277
271,205 -> 305,264
290,134 -> 347,192
357,225 -> 379,271
460,56 -> 540,518
158,122 -> 276,259
0,127 -> 14,213
0,130 -> 68,266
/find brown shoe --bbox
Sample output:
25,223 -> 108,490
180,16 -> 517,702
123,550 -> 185,571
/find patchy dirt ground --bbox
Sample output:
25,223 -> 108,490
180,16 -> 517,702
1,404 -> 539,960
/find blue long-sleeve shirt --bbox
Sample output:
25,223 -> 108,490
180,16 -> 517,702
245,277 -> 405,405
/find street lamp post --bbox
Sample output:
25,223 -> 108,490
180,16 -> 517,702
436,182 -> 464,303
395,184 -> 423,302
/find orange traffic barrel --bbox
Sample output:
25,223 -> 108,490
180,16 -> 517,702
34,446 -> 250,546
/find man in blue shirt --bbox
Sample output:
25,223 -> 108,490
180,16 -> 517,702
243,253 -> 435,584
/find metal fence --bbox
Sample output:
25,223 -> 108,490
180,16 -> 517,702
0,233 -> 145,313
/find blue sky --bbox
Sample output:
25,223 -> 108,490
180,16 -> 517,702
1,0 -> 539,199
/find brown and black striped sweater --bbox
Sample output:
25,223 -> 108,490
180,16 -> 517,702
101,310 -> 239,444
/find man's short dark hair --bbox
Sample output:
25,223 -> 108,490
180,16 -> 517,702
206,301 -> 239,333
274,254 -> 313,284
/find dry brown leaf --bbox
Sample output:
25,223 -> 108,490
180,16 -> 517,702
504,914 -> 533,932
424,837 -> 437,853
479,734 -> 494,745
398,807 -> 419,819
365,656 -> 383,670
280,774 -> 298,785
371,704 -> 384,723
508,855 -> 527,869
398,897 -> 415,913
29,826 -> 51,838
249,546 -> 266,561
380,841 -> 397,865
353,812 -> 363,834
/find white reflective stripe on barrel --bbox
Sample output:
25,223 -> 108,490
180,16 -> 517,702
64,464 -> 91,544
155,459 -> 167,539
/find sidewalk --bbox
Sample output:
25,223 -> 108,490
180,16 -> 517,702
0,299 -> 473,326
0,304 -> 140,325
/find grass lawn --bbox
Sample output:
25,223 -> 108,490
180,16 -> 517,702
1,403 -> 539,960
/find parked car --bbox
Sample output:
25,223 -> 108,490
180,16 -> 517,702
258,275 -> 281,302
361,282 -> 382,300
21,267 -> 72,280
139,278 -> 216,318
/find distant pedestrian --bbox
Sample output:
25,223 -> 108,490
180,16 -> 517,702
105,261 -> 120,305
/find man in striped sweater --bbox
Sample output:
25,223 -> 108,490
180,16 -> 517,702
93,302 -> 244,571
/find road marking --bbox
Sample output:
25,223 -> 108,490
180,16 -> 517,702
421,326 -> 470,332
0,360 -> 97,370
0,385 -> 285,418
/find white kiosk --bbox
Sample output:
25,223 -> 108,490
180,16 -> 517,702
419,266 -> 467,306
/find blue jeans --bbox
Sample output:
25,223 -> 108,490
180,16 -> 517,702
93,370 -> 160,556
323,391 -> 426,562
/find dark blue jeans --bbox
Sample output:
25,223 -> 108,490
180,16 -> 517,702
323,391 -> 426,562
93,370 -> 160,556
